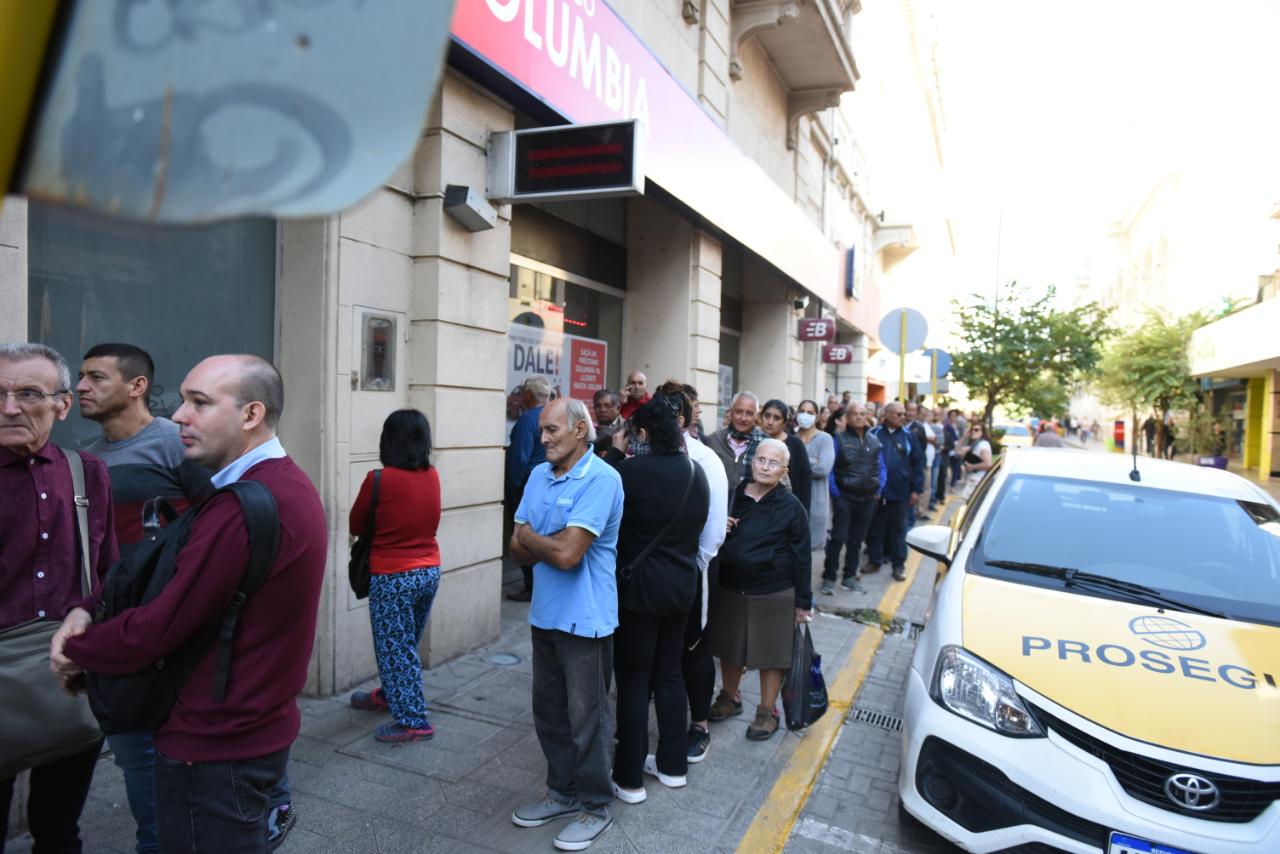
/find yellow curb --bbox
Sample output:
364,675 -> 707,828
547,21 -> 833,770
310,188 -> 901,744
735,547 -> 925,854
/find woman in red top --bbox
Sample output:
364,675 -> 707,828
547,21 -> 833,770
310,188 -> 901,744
348,410 -> 442,743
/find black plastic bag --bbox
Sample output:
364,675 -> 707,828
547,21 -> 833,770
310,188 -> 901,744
782,624 -> 828,730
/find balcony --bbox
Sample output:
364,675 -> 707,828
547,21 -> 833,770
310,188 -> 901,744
873,221 -> 918,270
729,0 -> 861,148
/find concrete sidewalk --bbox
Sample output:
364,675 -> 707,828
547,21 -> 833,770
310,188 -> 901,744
8,549 -> 913,854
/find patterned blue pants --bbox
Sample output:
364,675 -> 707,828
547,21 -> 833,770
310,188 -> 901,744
369,566 -> 441,729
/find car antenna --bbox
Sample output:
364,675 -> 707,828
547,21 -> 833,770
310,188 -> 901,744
1129,425 -> 1141,482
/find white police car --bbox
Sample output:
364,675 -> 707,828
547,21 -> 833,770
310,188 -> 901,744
900,449 -> 1280,853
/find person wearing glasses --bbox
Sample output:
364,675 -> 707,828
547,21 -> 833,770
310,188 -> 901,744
707,438 -> 812,741
1,343 -> 118,853
956,422 -> 994,497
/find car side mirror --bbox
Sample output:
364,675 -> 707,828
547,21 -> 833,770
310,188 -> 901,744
906,524 -> 953,567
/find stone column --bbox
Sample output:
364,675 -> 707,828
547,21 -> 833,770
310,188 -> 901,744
408,74 -> 512,667
0,197 -> 27,342
739,253 -> 802,403
836,331 -> 868,402
622,196 -> 722,406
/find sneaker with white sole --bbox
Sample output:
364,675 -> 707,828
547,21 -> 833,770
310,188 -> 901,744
612,781 -> 646,804
554,811 -> 612,851
642,754 -> 687,788
512,796 -> 580,827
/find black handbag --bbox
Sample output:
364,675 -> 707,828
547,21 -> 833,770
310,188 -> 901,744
0,450 -> 102,778
618,459 -> 697,616
348,470 -> 381,599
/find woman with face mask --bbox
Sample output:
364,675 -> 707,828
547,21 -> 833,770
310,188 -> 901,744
794,399 -> 835,551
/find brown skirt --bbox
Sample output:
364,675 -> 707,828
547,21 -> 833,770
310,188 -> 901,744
707,587 -> 795,670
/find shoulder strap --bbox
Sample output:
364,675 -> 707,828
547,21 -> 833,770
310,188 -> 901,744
210,479 -> 281,701
63,449 -> 93,597
623,459 -> 697,576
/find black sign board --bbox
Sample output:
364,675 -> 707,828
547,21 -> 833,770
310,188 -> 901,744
488,120 -> 644,203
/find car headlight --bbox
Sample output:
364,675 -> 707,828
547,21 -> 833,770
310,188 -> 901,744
930,646 -> 1043,737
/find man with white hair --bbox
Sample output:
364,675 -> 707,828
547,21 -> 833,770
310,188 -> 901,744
509,397 -> 624,851
505,376 -> 552,601
703,391 -> 768,499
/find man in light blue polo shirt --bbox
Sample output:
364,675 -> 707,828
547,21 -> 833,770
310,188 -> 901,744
508,397 -> 623,851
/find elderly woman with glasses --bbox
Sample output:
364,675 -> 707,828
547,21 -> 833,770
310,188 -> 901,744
706,438 -> 812,741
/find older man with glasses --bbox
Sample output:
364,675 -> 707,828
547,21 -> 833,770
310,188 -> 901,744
1,343 -> 117,852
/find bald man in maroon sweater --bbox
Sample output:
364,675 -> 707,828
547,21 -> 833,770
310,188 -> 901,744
52,355 -> 327,854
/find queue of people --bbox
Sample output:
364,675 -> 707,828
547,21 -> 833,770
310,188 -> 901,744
4,335 -> 997,854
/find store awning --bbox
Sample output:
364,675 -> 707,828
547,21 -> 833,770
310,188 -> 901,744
1190,298 -> 1280,378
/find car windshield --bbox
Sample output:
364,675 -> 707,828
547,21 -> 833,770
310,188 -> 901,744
974,474 -> 1280,626
1000,425 -> 1030,436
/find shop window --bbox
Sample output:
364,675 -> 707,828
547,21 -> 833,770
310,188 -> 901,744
27,201 -> 276,448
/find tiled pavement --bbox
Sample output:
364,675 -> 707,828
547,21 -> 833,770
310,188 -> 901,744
7,552 -> 892,854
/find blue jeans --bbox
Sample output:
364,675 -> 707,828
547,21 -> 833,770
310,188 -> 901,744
107,731 -> 159,854
369,566 -> 441,729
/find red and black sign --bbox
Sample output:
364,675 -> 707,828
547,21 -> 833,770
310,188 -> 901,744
514,121 -> 639,197
822,344 -> 854,364
798,317 -> 836,342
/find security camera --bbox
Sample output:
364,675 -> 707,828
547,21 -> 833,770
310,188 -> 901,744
793,295 -> 811,311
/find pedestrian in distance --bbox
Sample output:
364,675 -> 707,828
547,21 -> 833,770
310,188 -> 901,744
904,401 -> 932,524
52,354 -> 328,854
794,399 -> 835,552
619,370 -> 651,420
932,409 -> 958,511
863,402 -> 924,582
1142,415 -> 1157,456
759,398 -> 812,518
592,388 -> 622,431
707,438 -> 812,742
505,377 -> 551,602
509,398 -> 624,851
1034,421 -> 1064,448
821,403 -> 886,595
703,391 -> 768,498
957,422 -> 994,496
1,343 -> 117,854
650,380 -> 727,766
349,409 -> 443,744
602,394 -> 710,803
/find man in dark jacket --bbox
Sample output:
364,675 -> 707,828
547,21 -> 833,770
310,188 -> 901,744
904,401 -> 932,524
864,402 -> 924,581
703,391 -> 768,500
820,404 -> 886,594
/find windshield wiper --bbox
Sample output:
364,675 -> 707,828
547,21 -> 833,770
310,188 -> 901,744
984,560 -> 1232,620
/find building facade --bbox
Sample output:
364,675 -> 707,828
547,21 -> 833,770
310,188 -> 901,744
0,0 -> 947,691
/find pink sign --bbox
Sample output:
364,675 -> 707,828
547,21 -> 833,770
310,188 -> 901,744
450,0 -> 838,304
822,344 -> 854,364
569,338 -> 607,402
798,317 -> 836,342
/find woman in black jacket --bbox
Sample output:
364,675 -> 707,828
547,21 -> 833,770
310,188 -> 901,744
707,437 -> 812,741
607,395 -> 711,801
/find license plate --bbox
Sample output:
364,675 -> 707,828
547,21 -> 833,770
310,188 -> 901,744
1109,832 -> 1196,854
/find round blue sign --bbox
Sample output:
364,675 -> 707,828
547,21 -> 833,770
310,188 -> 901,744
922,348 -> 952,377
878,308 -> 928,355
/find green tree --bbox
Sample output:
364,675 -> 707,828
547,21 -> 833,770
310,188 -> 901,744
951,281 -> 1113,425
1097,310 -> 1206,457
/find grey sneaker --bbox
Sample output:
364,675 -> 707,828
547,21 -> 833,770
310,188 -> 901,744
820,578 -> 836,596
554,811 -> 612,851
512,796 -> 580,828
840,576 -> 865,593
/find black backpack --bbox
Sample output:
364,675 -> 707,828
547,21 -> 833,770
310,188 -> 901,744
86,481 -> 280,735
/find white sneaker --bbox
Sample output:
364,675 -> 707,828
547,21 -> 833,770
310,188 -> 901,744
642,754 -> 687,788
612,781 -> 646,804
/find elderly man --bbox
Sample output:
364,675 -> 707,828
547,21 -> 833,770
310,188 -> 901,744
509,398 -> 624,851
52,354 -> 327,854
619,370 -> 650,420
865,402 -> 924,582
1,343 -> 117,852
591,387 -> 622,430
703,391 -> 768,498
506,377 -> 552,601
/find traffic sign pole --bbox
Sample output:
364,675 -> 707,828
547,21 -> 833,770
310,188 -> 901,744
898,310 -> 908,403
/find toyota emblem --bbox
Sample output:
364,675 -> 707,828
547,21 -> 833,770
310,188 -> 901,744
1164,772 -> 1220,811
